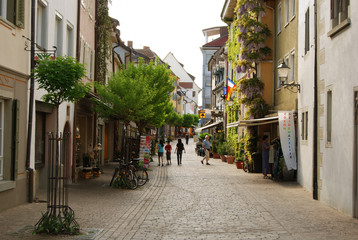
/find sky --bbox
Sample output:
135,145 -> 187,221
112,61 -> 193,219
108,0 -> 226,105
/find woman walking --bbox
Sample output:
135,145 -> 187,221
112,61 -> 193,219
174,139 -> 186,165
157,140 -> 164,167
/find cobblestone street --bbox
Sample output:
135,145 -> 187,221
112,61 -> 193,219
1,139 -> 358,240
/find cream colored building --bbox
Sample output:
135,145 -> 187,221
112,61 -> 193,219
0,0 -> 30,212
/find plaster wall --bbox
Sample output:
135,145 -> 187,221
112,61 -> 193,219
297,0 -> 315,194
317,0 -> 358,216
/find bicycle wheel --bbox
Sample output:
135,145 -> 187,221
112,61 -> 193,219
125,169 -> 138,190
109,167 -> 119,187
136,168 -> 148,186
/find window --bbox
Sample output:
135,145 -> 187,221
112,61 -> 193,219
277,4 -> 282,33
192,91 -> 196,97
89,49 -> 93,79
54,13 -> 63,56
36,1 -> 47,48
35,112 -> 46,167
66,24 -> 74,57
301,111 -> 308,141
290,51 -> 295,83
331,0 -> 349,28
0,0 -> 24,28
327,90 -> 332,143
290,0 -> 296,19
284,56 -> 289,83
304,8 -> 310,54
285,0 -> 289,25
277,61 -> 281,89
0,100 -> 3,179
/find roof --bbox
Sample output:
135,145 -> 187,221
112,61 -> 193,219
179,82 -> 193,89
202,35 -> 228,48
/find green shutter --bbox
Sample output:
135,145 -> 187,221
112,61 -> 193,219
11,100 -> 19,181
16,0 -> 25,29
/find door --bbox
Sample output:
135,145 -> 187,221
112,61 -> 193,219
354,91 -> 358,218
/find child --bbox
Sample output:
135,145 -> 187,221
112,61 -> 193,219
164,141 -> 172,165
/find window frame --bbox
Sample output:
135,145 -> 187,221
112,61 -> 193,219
328,0 -> 350,37
277,3 -> 282,34
304,8 -> 310,55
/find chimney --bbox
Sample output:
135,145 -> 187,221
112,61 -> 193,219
127,41 -> 133,48
220,27 -> 228,37
144,46 -> 150,50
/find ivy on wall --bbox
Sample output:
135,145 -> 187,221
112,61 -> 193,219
96,0 -> 112,84
226,0 -> 272,165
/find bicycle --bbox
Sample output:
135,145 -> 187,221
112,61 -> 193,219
110,159 -> 138,190
131,158 -> 149,186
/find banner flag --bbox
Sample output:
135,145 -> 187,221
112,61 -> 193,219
226,79 -> 236,101
278,111 -> 297,170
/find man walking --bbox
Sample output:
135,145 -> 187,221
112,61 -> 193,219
201,135 -> 211,165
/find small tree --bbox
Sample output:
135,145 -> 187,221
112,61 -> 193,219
94,58 -> 175,134
33,55 -> 89,235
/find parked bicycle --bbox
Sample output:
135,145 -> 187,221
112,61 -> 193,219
131,158 -> 149,186
110,159 -> 138,190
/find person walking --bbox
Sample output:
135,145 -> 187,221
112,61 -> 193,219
164,140 -> 172,165
185,133 -> 189,145
201,135 -> 211,165
174,139 -> 186,165
262,135 -> 270,178
157,140 -> 164,167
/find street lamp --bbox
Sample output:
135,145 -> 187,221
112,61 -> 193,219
277,60 -> 300,93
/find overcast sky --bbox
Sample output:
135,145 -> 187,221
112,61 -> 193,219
108,0 -> 226,105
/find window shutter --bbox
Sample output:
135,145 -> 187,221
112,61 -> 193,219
11,100 -> 19,180
16,0 -> 25,29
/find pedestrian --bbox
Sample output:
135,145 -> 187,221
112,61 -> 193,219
262,135 -> 271,179
185,133 -> 189,145
174,139 -> 186,165
157,140 -> 164,167
164,140 -> 172,165
201,135 -> 211,165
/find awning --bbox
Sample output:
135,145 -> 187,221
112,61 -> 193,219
227,116 -> 278,128
195,120 -> 223,132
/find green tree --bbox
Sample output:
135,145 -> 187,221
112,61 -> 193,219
182,114 -> 194,128
34,55 -> 89,132
95,58 -> 175,134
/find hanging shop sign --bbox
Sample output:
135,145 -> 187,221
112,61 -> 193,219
278,111 -> 297,170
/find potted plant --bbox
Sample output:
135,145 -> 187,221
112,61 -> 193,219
225,143 -> 235,164
218,142 -> 228,162
211,139 -> 221,159
235,141 -> 245,169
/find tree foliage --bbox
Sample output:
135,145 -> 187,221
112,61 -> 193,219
94,58 -> 175,133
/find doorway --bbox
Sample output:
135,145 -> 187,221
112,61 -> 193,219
354,91 -> 358,218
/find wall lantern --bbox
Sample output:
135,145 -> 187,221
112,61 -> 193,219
277,60 -> 300,93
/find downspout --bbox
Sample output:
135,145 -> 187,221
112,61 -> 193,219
313,0 -> 318,200
25,0 -> 36,203
72,0 -> 81,183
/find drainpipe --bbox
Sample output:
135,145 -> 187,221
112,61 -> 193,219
313,0 -> 318,200
25,0 -> 36,203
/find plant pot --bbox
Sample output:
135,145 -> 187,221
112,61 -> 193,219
220,155 -> 226,162
212,153 -> 220,159
235,161 -> 243,169
226,155 -> 234,164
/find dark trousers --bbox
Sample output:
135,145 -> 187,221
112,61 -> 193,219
177,151 -> 183,165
